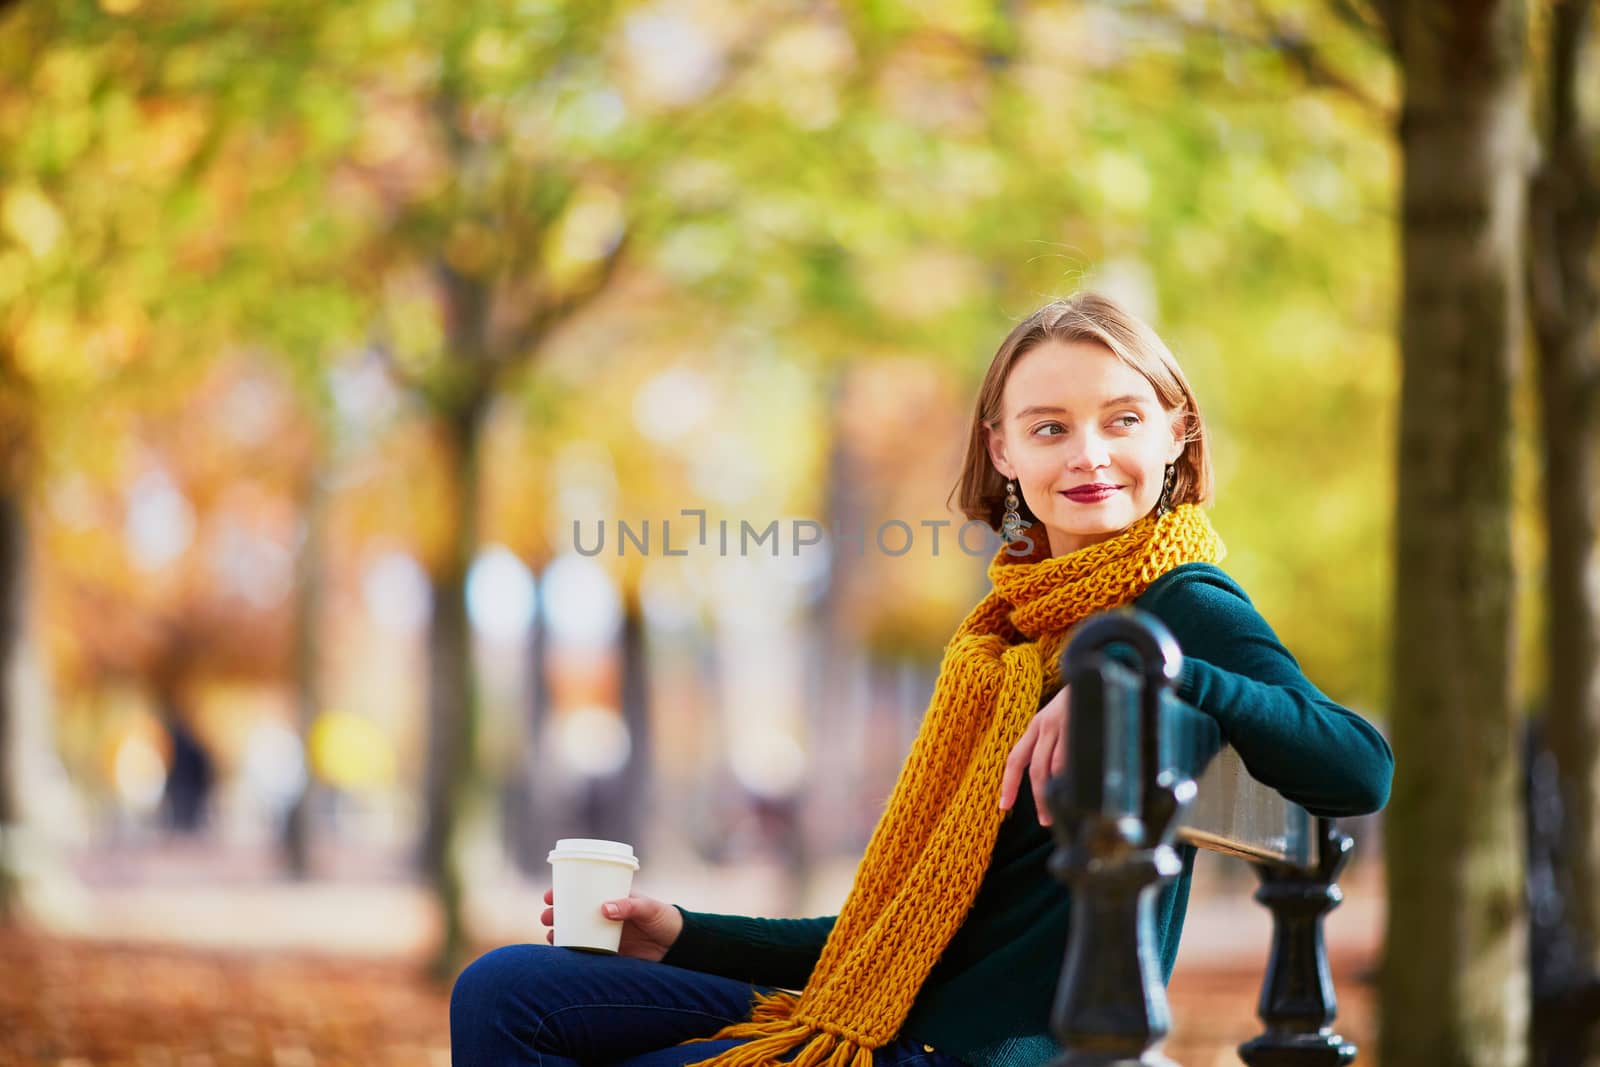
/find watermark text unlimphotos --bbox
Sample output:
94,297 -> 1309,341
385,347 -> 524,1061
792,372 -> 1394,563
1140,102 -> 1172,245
572,509 -> 1033,559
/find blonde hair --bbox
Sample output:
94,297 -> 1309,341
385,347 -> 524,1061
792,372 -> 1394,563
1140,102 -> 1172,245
949,292 -> 1214,531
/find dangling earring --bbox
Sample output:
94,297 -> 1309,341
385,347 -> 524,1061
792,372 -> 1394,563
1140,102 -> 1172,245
1156,464 -> 1176,516
1001,480 -> 1032,542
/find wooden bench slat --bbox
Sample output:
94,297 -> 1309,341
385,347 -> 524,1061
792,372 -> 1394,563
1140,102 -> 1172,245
1178,746 -> 1313,867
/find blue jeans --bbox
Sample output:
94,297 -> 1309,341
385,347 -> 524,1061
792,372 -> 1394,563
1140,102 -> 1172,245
450,944 -> 968,1067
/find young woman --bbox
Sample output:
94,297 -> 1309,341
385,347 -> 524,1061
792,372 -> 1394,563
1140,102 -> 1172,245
450,292 -> 1394,1067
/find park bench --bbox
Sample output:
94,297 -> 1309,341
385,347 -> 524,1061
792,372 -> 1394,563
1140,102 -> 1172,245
1045,610 -> 1357,1067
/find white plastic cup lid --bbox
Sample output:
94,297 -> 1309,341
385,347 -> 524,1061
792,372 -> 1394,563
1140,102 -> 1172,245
547,838 -> 639,869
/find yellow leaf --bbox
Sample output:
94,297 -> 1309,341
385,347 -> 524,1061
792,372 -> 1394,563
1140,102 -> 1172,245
546,185 -> 624,288
2,186 -> 64,260
310,710 -> 396,789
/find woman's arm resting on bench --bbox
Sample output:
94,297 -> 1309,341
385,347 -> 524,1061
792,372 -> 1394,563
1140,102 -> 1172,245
1139,564 -> 1395,818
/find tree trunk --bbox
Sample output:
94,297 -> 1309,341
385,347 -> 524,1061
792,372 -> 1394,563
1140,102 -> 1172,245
1379,5 -> 1533,1067
1527,2 -> 1600,1061
503,563 -> 552,875
810,374 -> 868,859
422,401 -> 484,979
282,470 -> 328,879
607,584 -> 651,847
0,487 -> 23,922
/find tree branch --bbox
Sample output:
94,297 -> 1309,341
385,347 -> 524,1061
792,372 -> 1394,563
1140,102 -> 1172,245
1240,1 -> 1390,119
1369,0 -> 1401,47
366,331 -> 439,411
1327,0 -> 1391,50
500,234 -> 630,379
1118,0 -> 1391,121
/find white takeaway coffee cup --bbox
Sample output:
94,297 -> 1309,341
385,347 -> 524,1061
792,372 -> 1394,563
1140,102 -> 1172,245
547,838 -> 640,953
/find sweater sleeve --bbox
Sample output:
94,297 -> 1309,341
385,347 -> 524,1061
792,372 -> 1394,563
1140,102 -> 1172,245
659,908 -> 836,990
1138,566 -> 1394,818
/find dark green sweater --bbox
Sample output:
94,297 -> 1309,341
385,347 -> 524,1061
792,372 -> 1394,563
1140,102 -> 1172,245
660,563 -> 1394,1067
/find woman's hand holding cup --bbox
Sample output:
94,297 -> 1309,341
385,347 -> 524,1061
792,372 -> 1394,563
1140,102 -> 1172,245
542,888 -> 683,961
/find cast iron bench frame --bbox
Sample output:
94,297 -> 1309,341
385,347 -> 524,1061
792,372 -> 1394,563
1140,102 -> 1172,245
1045,609 -> 1356,1067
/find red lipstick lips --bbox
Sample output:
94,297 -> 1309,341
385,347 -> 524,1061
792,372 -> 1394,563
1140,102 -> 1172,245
1062,484 -> 1119,503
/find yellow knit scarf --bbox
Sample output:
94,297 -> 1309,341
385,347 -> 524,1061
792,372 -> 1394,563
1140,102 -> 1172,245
680,504 -> 1226,1067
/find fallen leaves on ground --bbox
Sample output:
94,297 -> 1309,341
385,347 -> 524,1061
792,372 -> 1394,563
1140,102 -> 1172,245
0,926 -> 1375,1066
0,926 -> 451,1067
1166,956 -> 1377,1066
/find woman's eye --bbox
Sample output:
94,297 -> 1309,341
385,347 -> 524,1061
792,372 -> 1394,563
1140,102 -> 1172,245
1112,414 -> 1141,429
1034,423 -> 1065,437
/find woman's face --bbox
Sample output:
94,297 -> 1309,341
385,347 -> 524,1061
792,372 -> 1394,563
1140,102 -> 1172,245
985,338 -> 1185,558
